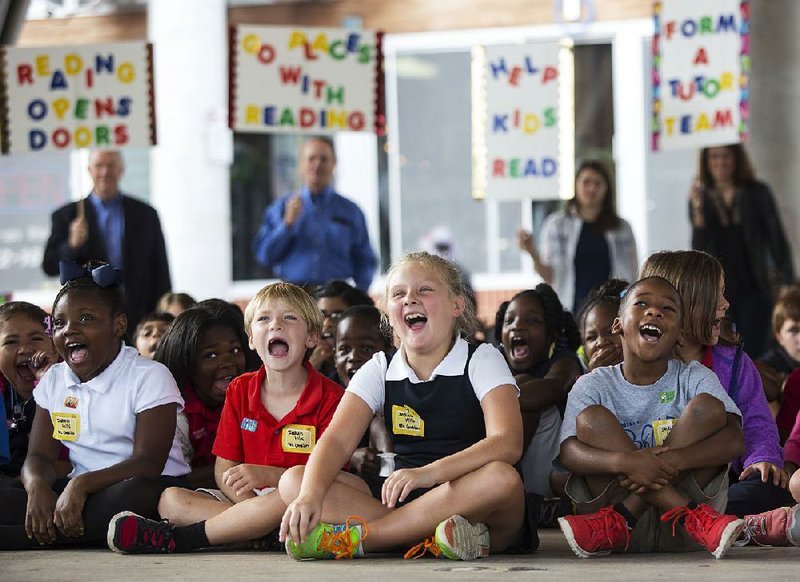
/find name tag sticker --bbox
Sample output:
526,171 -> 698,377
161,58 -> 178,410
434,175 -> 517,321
392,404 -> 425,437
241,418 -> 258,433
652,418 -> 675,446
281,424 -> 316,453
52,412 -> 80,441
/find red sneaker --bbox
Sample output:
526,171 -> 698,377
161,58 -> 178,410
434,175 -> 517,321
558,506 -> 631,558
660,504 -> 744,559
742,506 -> 791,546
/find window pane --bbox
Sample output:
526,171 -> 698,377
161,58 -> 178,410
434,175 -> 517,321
396,52 -> 487,274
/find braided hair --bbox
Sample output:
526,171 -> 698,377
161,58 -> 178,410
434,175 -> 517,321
495,283 -> 581,352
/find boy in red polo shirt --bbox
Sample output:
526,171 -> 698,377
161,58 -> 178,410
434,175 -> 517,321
107,282 -> 358,554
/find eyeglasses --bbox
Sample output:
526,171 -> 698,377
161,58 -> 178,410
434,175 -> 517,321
320,310 -> 344,321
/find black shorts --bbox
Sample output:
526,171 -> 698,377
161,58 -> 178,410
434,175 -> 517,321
358,474 -> 432,508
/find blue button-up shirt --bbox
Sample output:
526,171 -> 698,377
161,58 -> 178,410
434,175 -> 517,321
252,185 -> 377,290
88,192 -> 124,269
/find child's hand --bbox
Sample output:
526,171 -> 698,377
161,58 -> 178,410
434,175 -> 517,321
222,463 -> 273,495
620,448 -> 678,491
30,350 -> 57,381
53,478 -> 88,538
25,485 -> 58,545
381,466 -> 436,508
309,343 -> 333,372
587,343 -> 623,371
280,495 -> 322,544
740,462 -> 789,488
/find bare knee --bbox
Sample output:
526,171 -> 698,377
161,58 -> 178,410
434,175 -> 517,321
158,486 -> 190,521
575,405 -> 617,441
682,392 -> 726,429
790,469 -> 800,503
277,465 -> 306,504
483,461 -> 523,502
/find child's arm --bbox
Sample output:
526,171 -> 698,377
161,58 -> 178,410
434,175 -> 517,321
657,413 -> 745,476
560,436 -> 677,491
51,403 -> 179,538
20,406 -> 62,545
516,356 -> 580,412
382,384 -> 522,508
280,392 -> 376,543
216,458 -> 286,501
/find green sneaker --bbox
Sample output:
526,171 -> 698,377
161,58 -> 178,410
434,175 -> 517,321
405,515 -> 490,560
285,517 -> 365,560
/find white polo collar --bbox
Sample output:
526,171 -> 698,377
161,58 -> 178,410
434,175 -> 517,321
61,342 -> 128,394
386,336 -> 468,384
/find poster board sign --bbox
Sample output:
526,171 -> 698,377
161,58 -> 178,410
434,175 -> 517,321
230,25 -> 384,135
472,41 -> 571,201
0,42 -> 156,154
652,0 -> 749,151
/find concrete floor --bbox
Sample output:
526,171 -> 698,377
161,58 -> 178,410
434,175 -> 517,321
1,530 -> 798,581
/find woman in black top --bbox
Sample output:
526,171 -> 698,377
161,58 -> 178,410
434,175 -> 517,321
689,144 -> 795,358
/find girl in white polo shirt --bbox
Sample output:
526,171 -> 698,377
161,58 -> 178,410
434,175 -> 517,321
0,261 -> 189,549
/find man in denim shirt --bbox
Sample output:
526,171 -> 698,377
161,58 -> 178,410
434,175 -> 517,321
253,137 -> 377,291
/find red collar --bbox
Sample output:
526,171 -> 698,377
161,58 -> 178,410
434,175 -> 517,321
700,345 -> 714,369
182,383 -> 223,419
246,361 -> 323,424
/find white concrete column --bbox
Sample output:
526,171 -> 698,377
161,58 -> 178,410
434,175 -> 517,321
148,0 -> 232,299
749,1 -> 800,277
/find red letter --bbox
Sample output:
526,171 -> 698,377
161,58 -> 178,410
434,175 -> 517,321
257,44 -> 275,64
665,21 -> 676,40
52,128 -> 70,148
714,109 -> 733,128
542,66 -> 558,84
94,98 -> 115,118
114,124 -> 129,145
693,47 -> 708,65
303,43 -> 318,60
509,66 -> 521,86
279,67 -> 301,85
492,159 -> 505,177
17,64 -> 33,85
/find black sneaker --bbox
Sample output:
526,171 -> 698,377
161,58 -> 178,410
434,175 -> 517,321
107,511 -> 178,554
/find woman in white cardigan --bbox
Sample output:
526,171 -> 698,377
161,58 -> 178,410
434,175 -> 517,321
518,160 -> 638,314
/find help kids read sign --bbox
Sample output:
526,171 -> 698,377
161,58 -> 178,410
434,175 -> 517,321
231,26 -> 381,134
1,42 -> 155,154
473,42 -> 564,200
652,0 -> 749,150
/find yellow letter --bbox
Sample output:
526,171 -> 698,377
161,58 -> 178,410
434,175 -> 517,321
288,31 -> 307,50
245,105 -> 259,125
117,63 -> 135,84
52,98 -> 70,120
65,54 -> 83,75
35,55 -> 50,77
242,33 -> 260,55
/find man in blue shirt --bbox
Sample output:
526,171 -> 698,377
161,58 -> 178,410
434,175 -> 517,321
252,137 -> 377,291
42,150 -> 172,338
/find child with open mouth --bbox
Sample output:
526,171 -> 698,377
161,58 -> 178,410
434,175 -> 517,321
0,261 -> 189,550
558,275 -> 745,559
0,302 -> 61,479
107,282 -> 345,556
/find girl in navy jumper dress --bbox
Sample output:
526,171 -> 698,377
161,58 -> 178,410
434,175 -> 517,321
278,252 -> 525,561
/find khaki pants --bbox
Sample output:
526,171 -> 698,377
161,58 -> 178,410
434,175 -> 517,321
564,468 -> 729,553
